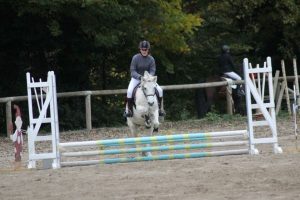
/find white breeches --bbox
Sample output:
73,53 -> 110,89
127,78 -> 163,98
224,72 -> 242,80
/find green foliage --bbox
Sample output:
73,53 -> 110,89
1,0 -> 300,133
164,90 -> 199,121
276,110 -> 291,119
203,112 -> 246,123
205,112 -> 222,122
185,0 -> 300,80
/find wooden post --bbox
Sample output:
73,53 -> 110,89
225,85 -> 233,115
273,70 -> 280,100
293,58 -> 300,109
276,81 -> 286,115
85,94 -> 92,131
281,60 -> 291,115
220,77 -> 233,115
6,101 -> 12,137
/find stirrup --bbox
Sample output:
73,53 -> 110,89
159,110 -> 166,117
126,110 -> 133,117
237,88 -> 245,97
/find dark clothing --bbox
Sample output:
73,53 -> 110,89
218,52 -> 235,75
130,53 -> 156,80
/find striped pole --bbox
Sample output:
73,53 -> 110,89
61,141 -> 248,157
59,130 -> 247,148
60,149 -> 249,167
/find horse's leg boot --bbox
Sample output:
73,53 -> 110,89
126,98 -> 134,117
158,97 -> 166,117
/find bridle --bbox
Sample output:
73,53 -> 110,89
141,85 -> 155,98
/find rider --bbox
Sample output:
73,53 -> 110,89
125,40 -> 165,117
218,44 -> 245,96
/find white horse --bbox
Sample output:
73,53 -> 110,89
126,71 -> 160,156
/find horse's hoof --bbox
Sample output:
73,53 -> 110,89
126,154 -> 136,158
145,120 -> 151,128
153,127 -> 158,132
142,152 -> 152,157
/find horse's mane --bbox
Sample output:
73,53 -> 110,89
141,71 -> 157,83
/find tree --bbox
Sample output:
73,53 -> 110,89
184,0 -> 300,79
0,1 -> 202,132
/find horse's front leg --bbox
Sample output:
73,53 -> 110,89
127,119 -> 139,158
152,109 -> 160,132
142,126 -> 154,157
127,119 -> 137,138
143,111 -> 159,157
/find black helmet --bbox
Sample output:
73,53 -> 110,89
221,45 -> 230,53
139,40 -> 151,49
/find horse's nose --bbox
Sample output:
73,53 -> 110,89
148,102 -> 154,106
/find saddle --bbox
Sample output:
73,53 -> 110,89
125,83 -> 163,119
220,76 -> 237,89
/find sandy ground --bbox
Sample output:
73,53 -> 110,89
1,117 -> 300,200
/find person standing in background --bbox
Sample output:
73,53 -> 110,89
218,44 -> 245,96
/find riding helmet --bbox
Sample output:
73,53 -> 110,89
221,45 -> 230,53
139,40 -> 151,49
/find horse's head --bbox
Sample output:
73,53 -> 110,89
141,71 -> 157,106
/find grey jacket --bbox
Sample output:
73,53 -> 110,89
130,53 -> 156,80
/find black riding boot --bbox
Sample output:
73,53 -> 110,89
237,85 -> 245,97
126,98 -> 134,117
158,97 -> 166,116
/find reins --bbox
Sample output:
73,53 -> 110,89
141,86 -> 156,98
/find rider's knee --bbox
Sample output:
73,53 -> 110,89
127,90 -> 133,98
156,87 -> 163,97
